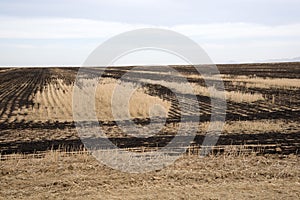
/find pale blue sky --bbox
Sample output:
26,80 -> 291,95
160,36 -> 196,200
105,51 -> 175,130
0,0 -> 300,66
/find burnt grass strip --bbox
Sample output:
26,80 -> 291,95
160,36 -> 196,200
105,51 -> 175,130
1,131 -> 299,155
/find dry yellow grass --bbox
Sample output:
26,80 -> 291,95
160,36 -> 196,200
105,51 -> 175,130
12,78 -> 170,122
187,73 -> 300,89
95,78 -> 170,121
191,83 -> 265,103
222,75 -> 300,89
138,78 -> 264,103
198,119 -> 298,134
1,150 -> 299,199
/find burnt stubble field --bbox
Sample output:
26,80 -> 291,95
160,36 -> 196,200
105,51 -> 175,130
0,63 -> 299,199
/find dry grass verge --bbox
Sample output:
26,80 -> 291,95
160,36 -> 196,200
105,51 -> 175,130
0,150 -> 299,199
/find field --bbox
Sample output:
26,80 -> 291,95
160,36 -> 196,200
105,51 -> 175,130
0,63 -> 299,199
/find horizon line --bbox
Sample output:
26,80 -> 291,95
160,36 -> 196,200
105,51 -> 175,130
1,60 -> 300,68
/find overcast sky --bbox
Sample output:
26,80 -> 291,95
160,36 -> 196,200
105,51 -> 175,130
0,0 -> 300,66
